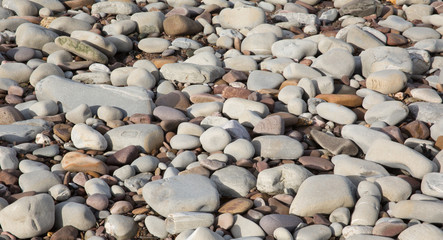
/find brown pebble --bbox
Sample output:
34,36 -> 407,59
5,94 -> 23,104
50,225 -> 79,240
7,86 -> 24,97
129,113 -> 152,124
316,94 -> 363,107
268,198 -> 289,215
221,86 -> 252,99
218,198 -> 253,214
53,123 -> 72,142
401,120 -> 430,140
372,222 -> 407,237
298,156 -> 334,171
106,145 -> 140,166
435,136 -> 443,150
0,106 -> 24,125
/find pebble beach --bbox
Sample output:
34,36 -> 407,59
0,0 -> 443,239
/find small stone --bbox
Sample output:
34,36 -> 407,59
257,164 -> 312,195
54,202 -> 95,230
104,215 -> 138,240
218,198 -> 253,214
259,214 -> 303,236
210,165 -> 256,198
316,102 -> 357,125
293,224 -> 333,240
231,214 -> 266,238
163,15 -> 203,36
61,152 -> 108,175
252,135 -> 304,160
316,94 -> 362,107
390,200 -> 443,224
0,194 -> 55,239
365,139 -> 435,179
397,223 -> 443,240
310,129 -> 359,156
290,175 -> 356,216
365,101 -> 409,126
50,226 -> 79,240
86,193 -> 109,211
55,36 -> 108,64
71,123 -> 107,151
253,115 -> 285,135
366,70 -> 407,94
142,174 -> 219,217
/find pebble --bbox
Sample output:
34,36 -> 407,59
364,101 -> 409,126
0,194 -> 54,239
19,170 -> 61,193
290,175 -> 356,216
397,223 -> 443,240
365,70 -> 407,94
365,139 -> 435,179
104,124 -> 164,153
390,200 -> 443,224
142,174 -> 219,217
294,224 -> 332,240
252,135 -> 304,160
145,216 -> 168,239
104,215 -> 138,239
210,165 -> 256,197
231,214 -> 266,238
71,123 -> 107,151
316,102 -> 357,125
166,212 -> 214,234
0,0 -> 441,238
54,201 -> 95,230
332,155 -> 389,180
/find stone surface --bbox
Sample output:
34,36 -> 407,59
252,135 -> 304,160
104,124 -> 164,153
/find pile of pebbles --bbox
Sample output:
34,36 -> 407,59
0,0 -> 443,239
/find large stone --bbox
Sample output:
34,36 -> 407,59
16,23 -> 59,50
91,1 -> 139,15
19,170 -> 61,193
160,63 -> 225,84
252,135 -> 304,160
364,101 -> 409,126
105,215 -> 138,240
0,194 -> 55,239
247,70 -> 284,91
316,102 -> 357,125
290,175 -> 356,216
222,98 -> 269,119
0,63 -> 33,84
365,139 -> 436,179
332,155 -> 389,180
398,223 -> 443,240
210,165 -> 257,198
71,123 -> 107,151
409,102 -> 443,124
61,152 -> 108,175
55,202 -> 96,230
257,164 -> 312,195
0,124 -> 44,144
219,6 -> 266,30
311,48 -> 355,78
310,129 -> 359,156
272,39 -> 318,60
421,173 -> 443,198
341,124 -> 391,153
131,11 -> 165,34
35,75 -> 154,117
366,70 -> 407,94
55,36 -> 108,64
390,200 -> 443,224
163,15 -> 203,36
49,17 -> 92,35
339,0 -> 383,17
360,46 -> 413,77
104,124 -> 164,153
142,174 -> 219,217
70,30 -> 117,57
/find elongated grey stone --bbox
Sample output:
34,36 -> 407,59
35,75 -> 154,117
